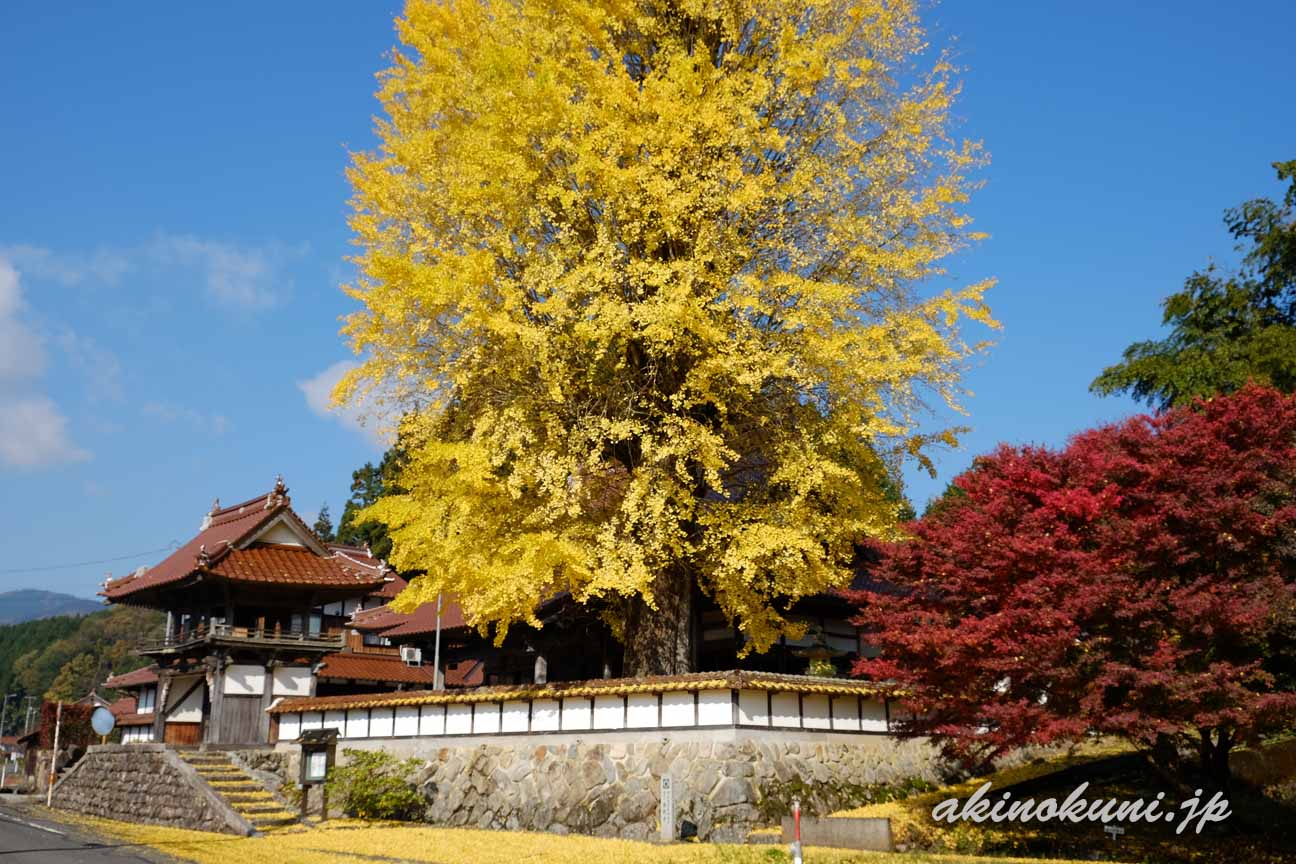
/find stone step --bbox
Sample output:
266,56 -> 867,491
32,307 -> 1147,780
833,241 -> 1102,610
207,782 -> 261,794
251,814 -> 299,830
222,792 -> 276,804
195,770 -> 248,781
182,756 -> 233,767
236,802 -> 292,815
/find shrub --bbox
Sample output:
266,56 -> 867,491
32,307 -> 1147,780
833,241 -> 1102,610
325,749 -> 425,821
755,774 -> 934,823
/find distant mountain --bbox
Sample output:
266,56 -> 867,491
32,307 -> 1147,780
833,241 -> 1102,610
0,590 -> 102,625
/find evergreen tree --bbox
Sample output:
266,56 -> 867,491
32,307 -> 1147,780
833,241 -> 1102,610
1093,160 -> 1296,409
313,503 -> 336,542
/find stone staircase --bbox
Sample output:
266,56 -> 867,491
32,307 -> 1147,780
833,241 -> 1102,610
178,751 -> 299,832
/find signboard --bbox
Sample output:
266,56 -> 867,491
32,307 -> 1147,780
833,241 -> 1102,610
659,776 -> 675,842
305,749 -> 328,783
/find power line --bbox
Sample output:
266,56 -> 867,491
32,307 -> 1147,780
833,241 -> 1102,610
0,542 -> 180,576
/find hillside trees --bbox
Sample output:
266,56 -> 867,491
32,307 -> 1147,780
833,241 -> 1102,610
852,386 -> 1296,784
336,0 -> 994,674
1,606 -> 161,709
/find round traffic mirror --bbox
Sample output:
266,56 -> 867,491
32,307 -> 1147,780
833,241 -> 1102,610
91,706 -> 117,737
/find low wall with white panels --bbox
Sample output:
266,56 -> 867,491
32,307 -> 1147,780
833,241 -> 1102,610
266,672 -> 929,841
269,725 -> 942,843
274,688 -> 893,743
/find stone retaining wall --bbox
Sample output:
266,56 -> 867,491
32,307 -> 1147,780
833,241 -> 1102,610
284,729 -> 944,842
50,744 -> 254,835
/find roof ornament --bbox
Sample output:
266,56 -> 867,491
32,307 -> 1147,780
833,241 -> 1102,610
266,474 -> 289,509
196,544 -> 211,568
364,542 -> 372,559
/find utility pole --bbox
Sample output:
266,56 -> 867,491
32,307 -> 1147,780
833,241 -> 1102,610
0,693 -> 15,791
432,592 -> 444,690
0,693 -> 12,738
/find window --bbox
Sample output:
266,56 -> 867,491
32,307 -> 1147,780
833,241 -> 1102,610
137,686 -> 156,713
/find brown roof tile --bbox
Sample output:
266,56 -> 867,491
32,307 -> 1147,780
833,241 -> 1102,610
444,658 -> 483,688
373,574 -> 409,599
378,599 -> 468,638
211,545 -> 386,589
316,652 -> 439,685
106,696 -> 153,727
102,484 -> 393,601
103,666 -> 158,689
102,490 -> 286,600
350,604 -> 408,633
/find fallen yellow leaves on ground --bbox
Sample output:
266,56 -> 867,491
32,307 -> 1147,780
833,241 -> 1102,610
47,808 -> 1098,864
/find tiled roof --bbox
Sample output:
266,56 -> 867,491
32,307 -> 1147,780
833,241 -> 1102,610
350,604 -> 408,633
348,592 -> 468,639
106,696 -> 153,727
107,696 -> 136,715
316,652 -> 439,685
373,574 -> 409,599
102,483 -> 393,601
102,488 -> 289,600
211,545 -> 387,590
327,544 -> 392,580
378,598 -> 468,638
103,666 -> 158,689
445,658 -> 483,688
272,670 -> 893,713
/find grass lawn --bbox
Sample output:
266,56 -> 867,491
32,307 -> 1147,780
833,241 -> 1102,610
45,809 -> 1099,864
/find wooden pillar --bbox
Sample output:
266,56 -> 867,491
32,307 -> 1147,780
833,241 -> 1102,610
205,657 -> 224,745
257,659 -> 277,744
152,673 -> 170,744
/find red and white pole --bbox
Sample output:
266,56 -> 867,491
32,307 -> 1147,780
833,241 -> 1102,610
46,701 -> 62,807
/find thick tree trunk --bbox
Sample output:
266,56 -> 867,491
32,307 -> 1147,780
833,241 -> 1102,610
622,566 -> 697,677
1199,728 -> 1233,790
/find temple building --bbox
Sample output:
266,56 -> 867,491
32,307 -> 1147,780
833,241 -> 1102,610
102,478 -> 871,747
101,478 -> 434,746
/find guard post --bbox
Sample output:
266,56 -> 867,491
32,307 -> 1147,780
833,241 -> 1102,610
296,727 -> 338,822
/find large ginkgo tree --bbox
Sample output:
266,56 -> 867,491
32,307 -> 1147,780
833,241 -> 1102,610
336,0 -> 994,675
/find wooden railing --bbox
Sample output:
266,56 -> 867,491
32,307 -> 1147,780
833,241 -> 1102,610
139,622 -> 346,653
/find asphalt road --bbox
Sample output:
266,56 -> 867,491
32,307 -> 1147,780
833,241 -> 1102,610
0,799 -> 175,864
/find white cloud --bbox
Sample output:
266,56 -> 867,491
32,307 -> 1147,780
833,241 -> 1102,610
148,234 -> 303,309
58,328 -> 122,402
0,256 -> 88,469
0,257 -> 46,382
0,395 -> 90,468
141,401 -> 230,436
0,243 -> 131,287
4,234 -> 304,312
298,360 -> 393,447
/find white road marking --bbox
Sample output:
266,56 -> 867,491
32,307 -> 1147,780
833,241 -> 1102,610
0,807 -> 69,836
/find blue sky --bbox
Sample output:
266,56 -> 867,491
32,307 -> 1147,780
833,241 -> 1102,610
1,1 -> 1292,598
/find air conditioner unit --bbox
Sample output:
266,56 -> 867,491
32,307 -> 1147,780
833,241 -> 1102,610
400,646 -> 422,666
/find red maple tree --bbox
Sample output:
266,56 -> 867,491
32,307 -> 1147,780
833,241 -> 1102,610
851,385 -> 1296,782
